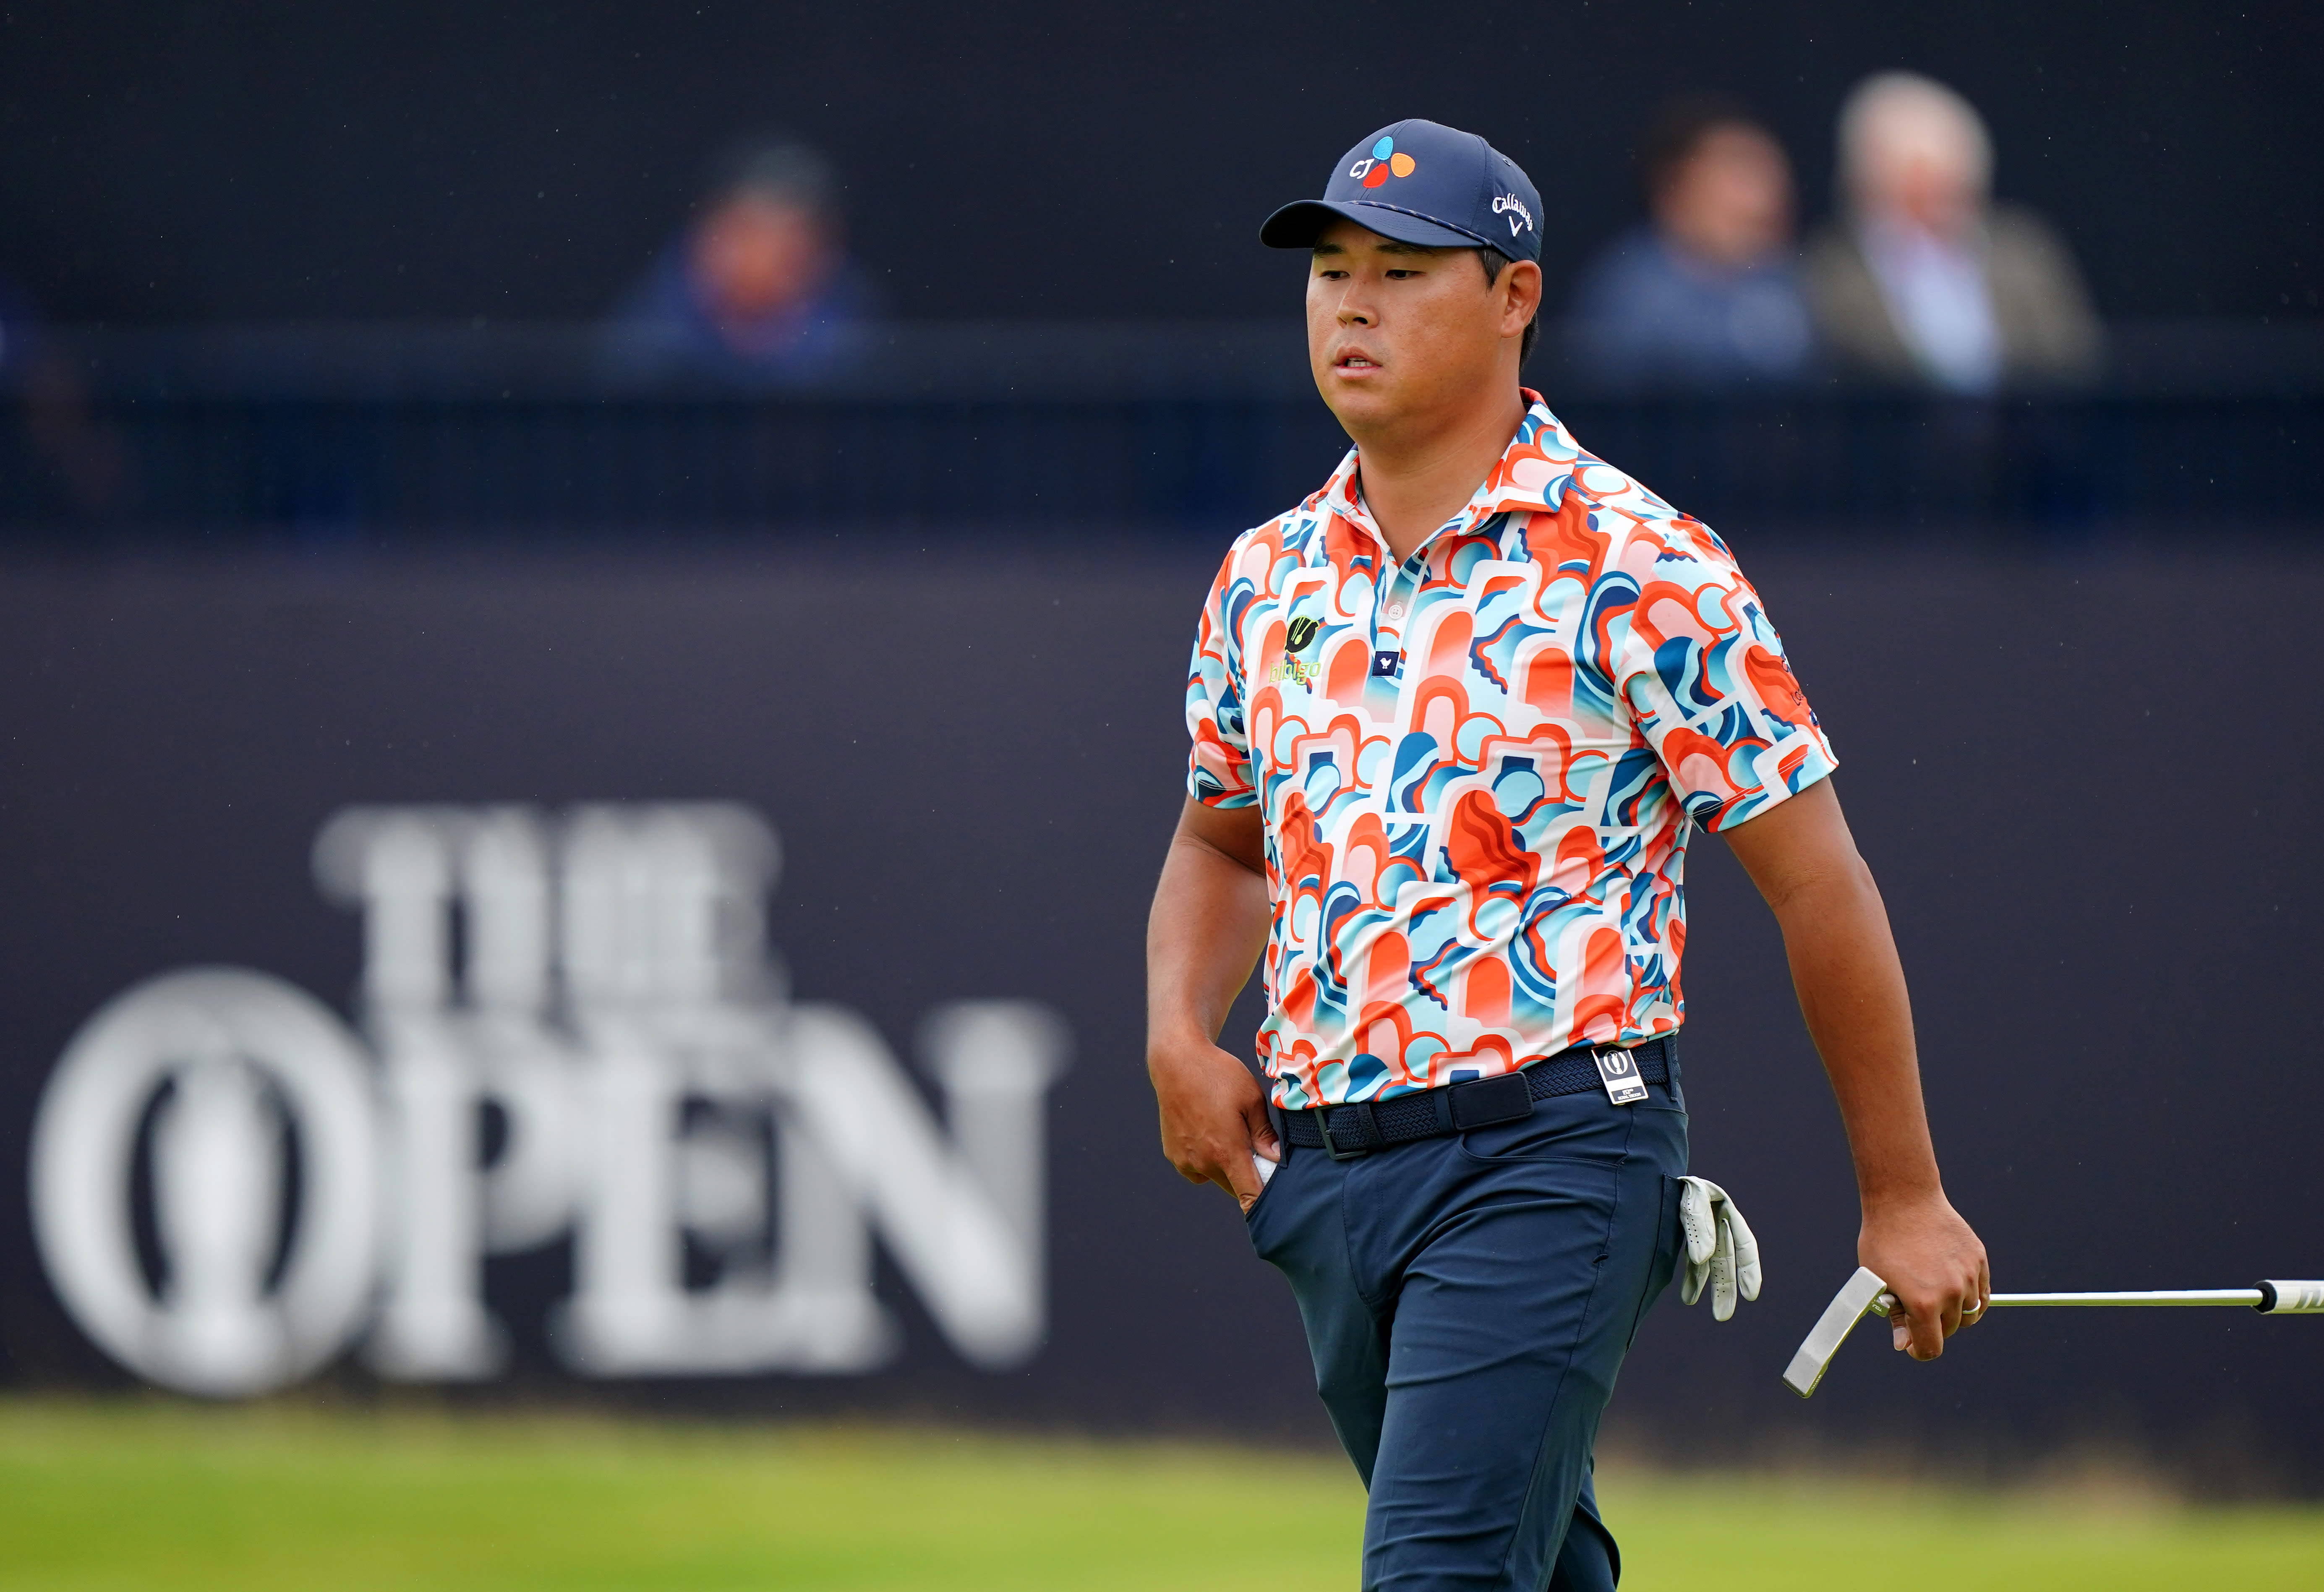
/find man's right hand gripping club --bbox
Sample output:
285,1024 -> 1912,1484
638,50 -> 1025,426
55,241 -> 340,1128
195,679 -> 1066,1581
1147,798 -> 1280,1212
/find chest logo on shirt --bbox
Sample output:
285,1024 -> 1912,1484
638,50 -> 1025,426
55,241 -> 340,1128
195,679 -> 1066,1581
1270,614 -> 1325,688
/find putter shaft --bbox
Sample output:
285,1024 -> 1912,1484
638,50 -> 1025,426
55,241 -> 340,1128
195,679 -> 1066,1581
1984,1288 -> 2263,1307
1879,1287 -> 2267,1310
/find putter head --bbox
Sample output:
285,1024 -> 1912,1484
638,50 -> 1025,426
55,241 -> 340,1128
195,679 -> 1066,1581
1781,1266 -> 1891,1398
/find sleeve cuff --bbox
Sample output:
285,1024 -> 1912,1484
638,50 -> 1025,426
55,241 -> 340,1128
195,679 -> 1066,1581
1188,774 -> 1259,809
1697,741 -> 1838,834
1190,762 -> 1264,809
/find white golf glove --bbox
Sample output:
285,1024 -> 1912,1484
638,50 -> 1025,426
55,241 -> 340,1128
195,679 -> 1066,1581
1677,1176 -> 1762,1321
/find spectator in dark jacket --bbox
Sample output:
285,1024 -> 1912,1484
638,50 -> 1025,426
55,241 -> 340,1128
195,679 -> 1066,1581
604,140 -> 874,386
1567,99 -> 1815,389
1806,73 -> 2102,392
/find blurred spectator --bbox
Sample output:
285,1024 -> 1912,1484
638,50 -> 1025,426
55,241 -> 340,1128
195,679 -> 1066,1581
604,139 -> 872,385
1567,99 -> 1815,389
1807,73 -> 2102,393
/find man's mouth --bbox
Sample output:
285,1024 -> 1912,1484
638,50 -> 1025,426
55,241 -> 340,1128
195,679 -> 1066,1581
1335,352 -> 1381,370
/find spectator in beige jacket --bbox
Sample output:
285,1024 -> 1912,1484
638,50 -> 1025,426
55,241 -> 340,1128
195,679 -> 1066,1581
1807,73 -> 2102,392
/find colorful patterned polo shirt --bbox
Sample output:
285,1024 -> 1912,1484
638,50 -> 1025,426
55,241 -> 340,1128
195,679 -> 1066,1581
1185,393 -> 1837,1110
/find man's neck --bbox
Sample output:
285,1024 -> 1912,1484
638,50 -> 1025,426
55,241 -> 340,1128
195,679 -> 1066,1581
1350,387 -> 1529,563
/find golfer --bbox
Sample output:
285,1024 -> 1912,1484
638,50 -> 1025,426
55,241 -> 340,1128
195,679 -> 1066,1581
1146,119 -> 1990,1589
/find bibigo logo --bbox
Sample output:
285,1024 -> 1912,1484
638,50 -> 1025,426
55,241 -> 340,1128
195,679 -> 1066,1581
1347,134 -> 1417,189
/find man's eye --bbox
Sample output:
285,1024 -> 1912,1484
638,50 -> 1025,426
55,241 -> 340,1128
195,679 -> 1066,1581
1385,269 -> 1419,279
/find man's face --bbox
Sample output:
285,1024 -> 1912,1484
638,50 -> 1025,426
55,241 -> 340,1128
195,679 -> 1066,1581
690,193 -> 835,322
1655,125 -> 1795,271
1856,110 -> 1983,239
1306,219 -> 1535,434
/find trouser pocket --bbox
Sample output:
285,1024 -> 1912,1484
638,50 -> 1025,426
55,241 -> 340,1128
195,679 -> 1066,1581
1627,1174 -> 1685,1347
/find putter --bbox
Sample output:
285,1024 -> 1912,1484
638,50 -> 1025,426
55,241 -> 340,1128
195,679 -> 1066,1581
1782,1267 -> 2324,1398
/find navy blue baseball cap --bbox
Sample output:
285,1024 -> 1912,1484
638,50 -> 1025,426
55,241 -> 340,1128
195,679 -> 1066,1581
1261,119 -> 1542,262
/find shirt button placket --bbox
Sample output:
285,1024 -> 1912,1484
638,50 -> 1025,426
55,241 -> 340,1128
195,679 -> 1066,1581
1373,556 -> 1418,682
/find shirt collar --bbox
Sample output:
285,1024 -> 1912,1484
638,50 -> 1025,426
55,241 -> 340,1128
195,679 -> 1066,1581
1320,390 -> 1579,562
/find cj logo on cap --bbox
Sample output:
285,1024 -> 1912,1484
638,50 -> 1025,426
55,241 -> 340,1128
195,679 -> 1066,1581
1347,134 -> 1417,189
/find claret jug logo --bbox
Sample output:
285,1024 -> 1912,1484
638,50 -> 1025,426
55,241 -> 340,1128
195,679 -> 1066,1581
1347,134 -> 1417,188
28,804 -> 1071,1399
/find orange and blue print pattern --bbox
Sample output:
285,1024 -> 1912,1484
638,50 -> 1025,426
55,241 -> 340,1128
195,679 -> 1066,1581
1186,394 -> 1837,1109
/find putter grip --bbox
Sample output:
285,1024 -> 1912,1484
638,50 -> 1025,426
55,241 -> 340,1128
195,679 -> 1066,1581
2258,1280 -> 2324,1313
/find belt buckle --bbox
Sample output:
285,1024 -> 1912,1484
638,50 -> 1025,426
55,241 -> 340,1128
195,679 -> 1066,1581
1320,1101 -> 1379,1161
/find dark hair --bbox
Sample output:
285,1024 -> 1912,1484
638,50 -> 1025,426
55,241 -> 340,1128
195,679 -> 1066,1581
1634,95 -> 1763,201
1475,245 -> 1541,365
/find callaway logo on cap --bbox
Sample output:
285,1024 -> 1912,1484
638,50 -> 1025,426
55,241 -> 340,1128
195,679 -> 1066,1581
1260,118 -> 1543,262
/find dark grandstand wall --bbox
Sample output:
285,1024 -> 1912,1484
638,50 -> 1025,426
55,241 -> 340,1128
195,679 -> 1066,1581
0,0 -> 2315,325
1,532 -> 2319,1485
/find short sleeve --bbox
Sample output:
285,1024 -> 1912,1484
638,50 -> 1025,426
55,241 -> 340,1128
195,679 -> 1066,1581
1609,519 -> 1837,832
1185,548 -> 1257,808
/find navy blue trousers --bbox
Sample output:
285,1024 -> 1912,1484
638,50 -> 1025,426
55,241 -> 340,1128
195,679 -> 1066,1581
1246,1062 -> 1687,1591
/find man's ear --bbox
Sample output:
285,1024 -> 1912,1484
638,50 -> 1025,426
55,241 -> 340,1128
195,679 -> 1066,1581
1501,260 -> 1544,337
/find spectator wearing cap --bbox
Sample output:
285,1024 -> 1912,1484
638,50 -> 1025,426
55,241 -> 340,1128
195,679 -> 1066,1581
604,139 -> 873,385
1807,73 -> 2102,393
1567,99 -> 1815,389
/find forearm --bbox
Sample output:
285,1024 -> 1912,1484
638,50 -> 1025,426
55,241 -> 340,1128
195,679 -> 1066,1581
1145,827 -> 1271,1050
1766,857 -> 1943,1211
1146,798 -> 1277,1203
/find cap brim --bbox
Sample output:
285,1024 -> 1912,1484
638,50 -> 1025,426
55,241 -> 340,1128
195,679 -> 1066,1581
1259,198 -> 1491,251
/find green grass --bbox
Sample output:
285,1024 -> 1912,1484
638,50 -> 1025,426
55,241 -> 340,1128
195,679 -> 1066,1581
0,1399 -> 2320,1589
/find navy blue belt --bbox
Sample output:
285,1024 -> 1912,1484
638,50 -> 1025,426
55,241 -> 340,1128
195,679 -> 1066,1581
1272,1035 -> 1676,1161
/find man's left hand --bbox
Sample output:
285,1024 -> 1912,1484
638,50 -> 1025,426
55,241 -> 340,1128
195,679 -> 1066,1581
1860,1195 -> 1989,1361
